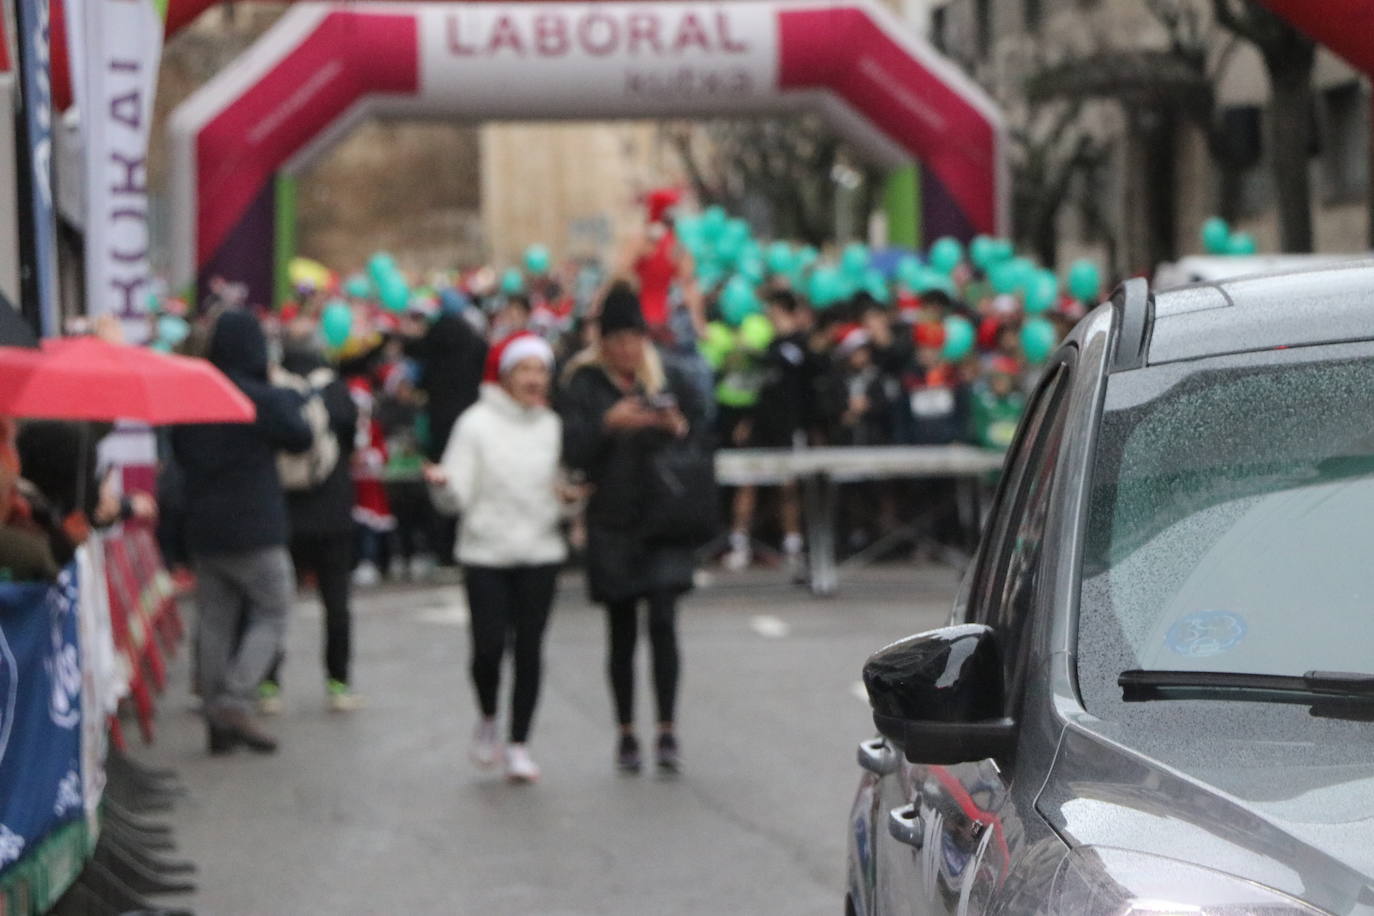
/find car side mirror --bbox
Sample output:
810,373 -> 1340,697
862,624 -> 1016,764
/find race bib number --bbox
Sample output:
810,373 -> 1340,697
911,388 -> 955,418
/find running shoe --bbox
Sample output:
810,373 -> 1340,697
505,744 -> 541,783
327,679 -> 362,712
257,681 -> 283,716
656,731 -> 681,774
616,733 -> 642,774
471,718 -> 501,769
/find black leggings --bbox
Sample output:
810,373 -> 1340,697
266,532 -> 353,686
605,592 -> 680,727
464,564 -> 558,744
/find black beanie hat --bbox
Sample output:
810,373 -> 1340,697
598,285 -> 646,336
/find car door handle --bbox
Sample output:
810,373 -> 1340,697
857,737 -> 899,776
888,803 -> 924,848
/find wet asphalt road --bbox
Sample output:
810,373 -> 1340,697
138,564 -> 956,915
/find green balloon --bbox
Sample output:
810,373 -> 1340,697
1201,217 -> 1231,254
969,235 -> 996,269
942,316 -> 975,361
989,239 -> 1015,264
322,301 -> 352,348
739,313 -> 775,351
722,218 -> 751,249
1066,259 -> 1101,303
864,268 -> 891,304
367,252 -> 396,284
929,237 -> 964,274
344,274 -> 373,300
766,242 -> 795,277
675,216 -> 702,245
989,261 -> 1019,295
1226,231 -> 1257,256
700,321 -> 735,369
701,206 -> 728,240
739,255 -> 767,285
836,271 -> 860,301
157,315 -> 190,349
1025,270 -> 1059,315
720,275 -> 760,326
500,268 -> 524,296
696,263 -> 725,290
896,255 -> 923,290
380,274 -> 410,313
1021,317 -> 1058,364
1008,257 -> 1037,293
715,238 -> 744,267
524,244 -> 551,274
796,246 -> 819,270
920,269 -> 956,295
807,266 -> 845,309
841,242 -> 869,278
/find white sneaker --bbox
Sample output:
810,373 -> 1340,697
327,680 -> 362,713
470,718 -> 501,769
505,744 -> 540,783
351,561 -> 380,587
723,533 -> 752,572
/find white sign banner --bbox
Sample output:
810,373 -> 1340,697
417,3 -> 780,119
67,0 -> 164,343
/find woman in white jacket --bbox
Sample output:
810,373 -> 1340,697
432,332 -> 565,782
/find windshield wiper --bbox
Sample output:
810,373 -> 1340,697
1120,670 -> 1374,718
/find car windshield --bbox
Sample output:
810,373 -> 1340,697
1077,341 -> 1374,734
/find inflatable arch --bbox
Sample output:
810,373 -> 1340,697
168,1 -> 1007,306
1252,0 -> 1374,76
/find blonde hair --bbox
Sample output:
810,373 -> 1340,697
561,338 -> 666,394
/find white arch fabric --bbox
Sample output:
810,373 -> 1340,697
168,1 -> 1006,297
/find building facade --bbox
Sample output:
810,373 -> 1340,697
923,0 -> 1370,276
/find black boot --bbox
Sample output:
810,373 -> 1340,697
207,707 -> 277,755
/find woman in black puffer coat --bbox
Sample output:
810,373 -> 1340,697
558,286 -> 706,775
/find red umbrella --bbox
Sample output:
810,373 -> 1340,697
0,336 -> 256,424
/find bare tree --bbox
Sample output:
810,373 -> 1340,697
661,117 -> 880,244
1010,101 -> 1112,266
1021,0 -> 1247,267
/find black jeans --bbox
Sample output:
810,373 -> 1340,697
605,592 -> 680,727
386,480 -> 435,563
267,532 -> 353,686
464,564 -> 559,744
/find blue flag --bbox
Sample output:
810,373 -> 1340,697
0,567 -> 84,877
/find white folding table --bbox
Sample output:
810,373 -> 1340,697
714,445 -> 1008,596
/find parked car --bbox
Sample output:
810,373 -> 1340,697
1152,253 -> 1367,291
847,262 -> 1374,916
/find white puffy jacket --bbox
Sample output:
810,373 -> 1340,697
439,384 -> 567,568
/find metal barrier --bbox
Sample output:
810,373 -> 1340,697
715,446 -> 1007,596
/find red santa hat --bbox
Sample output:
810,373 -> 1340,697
913,321 -> 946,350
644,187 -> 683,224
989,355 -> 1021,377
833,324 -> 871,359
482,331 -> 555,384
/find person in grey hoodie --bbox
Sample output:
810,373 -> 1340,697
430,332 -> 565,783
170,310 -> 312,754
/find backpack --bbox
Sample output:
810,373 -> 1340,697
270,367 -> 340,491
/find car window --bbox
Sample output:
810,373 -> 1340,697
1078,342 -> 1374,740
970,362 -> 1072,692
